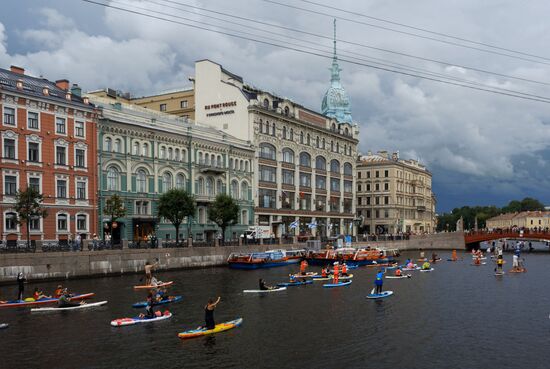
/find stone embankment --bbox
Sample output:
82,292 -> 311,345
0,232 -> 464,284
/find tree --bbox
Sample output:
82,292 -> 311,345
208,193 -> 240,244
158,189 -> 196,246
104,194 -> 126,241
14,187 -> 47,250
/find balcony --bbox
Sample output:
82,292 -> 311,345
417,205 -> 426,212
198,163 -> 227,174
195,194 -> 216,203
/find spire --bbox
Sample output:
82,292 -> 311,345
330,18 -> 341,83
333,18 -> 337,59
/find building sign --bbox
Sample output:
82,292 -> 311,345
205,101 -> 237,117
298,109 -> 326,128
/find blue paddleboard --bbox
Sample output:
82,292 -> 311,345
323,280 -> 352,288
367,291 -> 394,299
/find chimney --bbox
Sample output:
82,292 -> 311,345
55,79 -> 70,90
10,65 -> 25,75
70,83 -> 82,97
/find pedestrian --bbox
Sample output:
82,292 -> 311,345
75,234 -> 82,251
92,234 -> 99,250
16,272 -> 26,301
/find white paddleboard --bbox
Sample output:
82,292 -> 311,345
367,291 -> 394,299
243,287 -> 287,293
420,268 -> 434,272
111,312 -> 173,326
31,300 -> 107,312
386,275 -> 411,279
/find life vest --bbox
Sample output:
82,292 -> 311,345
395,269 -> 402,276
321,269 -> 327,277
342,265 -> 347,274
333,265 -> 339,275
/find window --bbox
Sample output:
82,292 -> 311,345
316,156 -> 326,170
28,112 -> 39,129
300,131 -> 304,144
4,138 -> 16,159
135,201 -> 150,215
180,100 -> 188,108
104,137 -> 112,152
315,195 -> 326,211
316,136 -> 320,148
367,183 -> 371,191
282,126 -> 287,139
298,193 -> 311,211
384,182 -> 389,191
289,128 -> 294,141
366,197 -> 371,205
299,173 -> 311,187
282,148 -> 294,163
259,189 -> 276,208
160,103 -> 167,111
216,179 -> 223,194
75,149 -> 85,168
284,106 -> 289,116
107,167 -> 119,191
57,179 -> 67,198
160,147 -> 166,159
55,117 -> 66,134
77,214 -> 87,231
75,121 -> 85,137
231,180 -> 239,198
136,170 -> 147,192
344,180 -> 352,193
384,170 -> 389,177
272,122 -> 276,136
142,143 -> 148,157
29,217 -> 40,231
4,175 -> 16,195
367,171 -> 371,179
176,174 -> 185,189
133,142 -> 139,155
168,148 -> 173,160
384,196 -> 389,205
29,177 -> 40,192
57,214 -> 68,231
375,183 -> 380,191
375,171 -> 379,178
329,197 -> 339,212
206,178 -> 214,195
282,170 -> 294,185
175,149 -> 180,161
5,212 -> 17,230
358,184 -> 362,192
344,163 -> 353,176
330,178 -> 340,192
358,172 -> 362,179
162,172 -> 172,192
259,165 -> 276,182
114,139 -> 122,153
76,181 -> 86,200
343,198 -> 352,213
306,134 -> 310,145
281,191 -> 295,209
197,178 -> 205,195
28,142 -> 39,162
316,175 -> 326,190
3,107 -> 15,126
384,210 -> 389,218
263,98 -> 269,108
375,197 -> 380,205
330,159 -> 340,174
299,152 -> 311,167
56,146 -> 66,165
259,143 -> 276,160
375,210 -> 380,218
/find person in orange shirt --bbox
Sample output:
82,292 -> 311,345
300,260 -> 308,275
451,249 -> 457,261
53,285 -> 64,298
321,267 -> 328,278
341,263 -> 348,276
333,262 -> 340,284
395,268 -> 403,277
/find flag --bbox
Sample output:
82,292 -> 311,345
308,221 -> 317,229
289,220 -> 299,229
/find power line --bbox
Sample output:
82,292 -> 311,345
155,0 -> 550,87
262,0 -> 550,67
79,0 -> 550,104
297,0 -> 550,62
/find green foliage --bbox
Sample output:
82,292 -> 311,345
14,187 -> 47,247
104,194 -> 126,221
158,189 -> 196,245
208,193 -> 240,242
437,197 -> 546,231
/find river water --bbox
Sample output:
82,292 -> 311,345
2,250 -> 550,369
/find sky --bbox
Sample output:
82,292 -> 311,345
2,0 -> 550,212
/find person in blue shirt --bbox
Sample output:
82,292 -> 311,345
374,269 -> 384,294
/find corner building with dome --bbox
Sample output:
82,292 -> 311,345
194,41 -> 360,239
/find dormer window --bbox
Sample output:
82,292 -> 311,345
284,106 -> 289,116
263,98 -> 269,109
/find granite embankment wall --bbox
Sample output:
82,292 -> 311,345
0,232 -> 465,284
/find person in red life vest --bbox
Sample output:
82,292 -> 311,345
341,263 -> 348,276
300,260 -> 308,275
395,268 -> 403,277
321,267 -> 328,278
333,262 -> 340,284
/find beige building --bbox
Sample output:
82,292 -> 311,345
88,88 -> 195,120
486,211 -> 550,230
356,151 -> 436,235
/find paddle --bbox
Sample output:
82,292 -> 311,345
370,287 -> 375,295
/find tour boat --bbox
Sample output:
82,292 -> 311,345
306,247 -> 397,267
227,249 -> 303,269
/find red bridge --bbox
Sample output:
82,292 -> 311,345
464,230 -> 550,246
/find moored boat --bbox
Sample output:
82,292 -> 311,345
306,247 -> 397,267
228,249 -> 303,269
0,293 -> 95,309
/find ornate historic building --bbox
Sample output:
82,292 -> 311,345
89,96 -> 254,244
356,151 -> 436,235
0,66 -> 98,243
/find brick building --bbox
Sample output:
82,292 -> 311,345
0,66 -> 97,244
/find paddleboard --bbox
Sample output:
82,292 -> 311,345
323,280 -> 352,288
471,263 -> 487,266
178,317 -> 243,339
495,272 -> 505,276
312,274 -> 353,280
386,275 -> 412,279
0,323 -> 8,329
132,296 -> 183,308
243,287 -> 287,293
31,300 -> 107,312
403,267 -> 420,271
291,272 -> 318,278
420,268 -> 434,272
508,269 -> 527,273
447,259 -> 459,261
133,281 -> 173,290
111,311 -> 173,326
277,280 -> 313,287
472,257 -> 487,260
0,293 -> 95,309
367,291 -> 394,299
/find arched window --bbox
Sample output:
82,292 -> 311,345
306,133 -> 310,145
133,142 -> 139,155
142,143 -> 148,156
104,137 -> 112,152
229,158 -> 233,170
330,159 -> 340,174
57,213 -> 68,231
263,98 -> 269,108
198,152 -> 203,165
245,161 -> 249,172
344,162 -> 353,176
136,169 -> 147,193
241,209 -> 248,225
259,119 -> 263,133
217,155 -> 222,168
331,140 -> 334,152
5,212 -> 17,230
198,207 -> 205,224
241,181 -> 249,200
322,138 -> 325,149
240,160 -> 244,171
284,106 -> 289,116
316,136 -> 320,148
168,148 -> 173,160
160,146 -> 166,159
299,152 -> 311,167
265,121 -> 270,135
114,139 -> 122,153
216,179 -> 223,194
336,142 -> 339,153
176,174 -> 185,189
107,167 -> 119,191
272,122 -> 276,136
175,148 -> 180,161
300,131 -> 304,144
345,127 -> 349,135
283,126 -> 287,139
205,153 -> 210,165
316,156 -> 326,170
290,128 -> 294,141
231,180 -> 239,199
162,172 -> 172,192
259,143 -> 276,160
331,123 -> 336,131
282,148 -> 295,163
198,177 -> 204,195
206,177 -> 214,195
